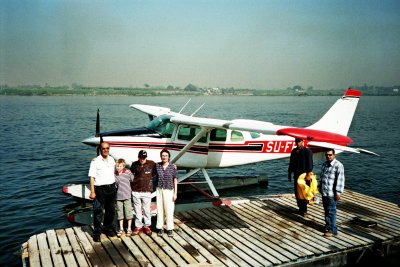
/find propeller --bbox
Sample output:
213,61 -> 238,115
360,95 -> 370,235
95,109 -> 103,155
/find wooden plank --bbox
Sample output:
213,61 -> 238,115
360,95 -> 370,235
131,234 -> 165,266
185,210 -> 266,267
140,233 -> 181,267
46,229 -> 65,267
167,223 -> 209,264
110,236 -> 141,266
236,199 -> 349,254
203,208 -> 287,265
55,229 -> 78,267
232,202 -> 328,255
101,236 -> 129,267
159,230 -> 200,265
73,226 -> 105,267
274,196 -> 381,247
245,201 -> 333,253
64,228 -> 90,267
36,233 -> 53,267
273,197 -> 359,248
81,225 -> 118,266
121,235 -> 153,267
337,198 -> 400,235
237,202 -> 326,255
268,195 -> 397,249
204,206 -> 292,264
251,199 -> 371,249
193,209 -> 275,266
28,235 -> 41,267
179,211 -> 252,267
149,233 -> 192,266
222,204 -> 312,260
174,217 -> 229,266
345,190 -> 400,209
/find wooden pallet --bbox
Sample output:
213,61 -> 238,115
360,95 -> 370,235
21,190 -> 400,266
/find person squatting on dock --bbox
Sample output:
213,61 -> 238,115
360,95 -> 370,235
288,138 -> 314,217
319,149 -> 345,237
115,159 -> 134,237
130,150 -> 156,236
88,142 -> 117,242
155,149 -> 178,237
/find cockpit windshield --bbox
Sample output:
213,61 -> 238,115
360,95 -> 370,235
145,115 -> 174,137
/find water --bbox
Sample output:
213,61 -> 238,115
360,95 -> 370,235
0,95 -> 399,265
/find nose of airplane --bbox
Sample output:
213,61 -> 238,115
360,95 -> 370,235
82,136 -> 100,146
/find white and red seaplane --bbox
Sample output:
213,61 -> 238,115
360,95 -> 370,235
73,88 -> 378,199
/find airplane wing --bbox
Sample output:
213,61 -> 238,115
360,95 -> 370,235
130,104 -> 180,117
170,115 -> 230,128
308,141 -> 380,156
170,116 -> 286,134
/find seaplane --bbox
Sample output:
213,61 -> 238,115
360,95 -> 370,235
76,88 -> 377,199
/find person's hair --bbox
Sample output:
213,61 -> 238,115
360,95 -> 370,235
325,148 -> 335,154
116,158 -> 126,165
160,149 -> 170,158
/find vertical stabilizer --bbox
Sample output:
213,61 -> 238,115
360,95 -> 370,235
307,88 -> 361,136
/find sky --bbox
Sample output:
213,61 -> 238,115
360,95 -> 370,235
1,0 -> 400,90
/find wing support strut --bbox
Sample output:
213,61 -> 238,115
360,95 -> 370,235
170,127 -> 209,164
150,126 -> 220,198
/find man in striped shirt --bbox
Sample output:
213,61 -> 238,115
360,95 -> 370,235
319,148 -> 345,237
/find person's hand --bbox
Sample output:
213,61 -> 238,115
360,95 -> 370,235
305,173 -> 312,181
173,194 -> 177,202
89,191 -> 96,200
335,194 -> 341,201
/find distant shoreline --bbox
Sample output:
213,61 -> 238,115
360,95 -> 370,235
1,86 -> 399,96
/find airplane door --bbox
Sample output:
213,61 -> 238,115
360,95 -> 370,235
172,125 -> 209,168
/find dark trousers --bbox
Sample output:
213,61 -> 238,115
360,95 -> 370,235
294,175 -> 308,213
93,183 -> 117,235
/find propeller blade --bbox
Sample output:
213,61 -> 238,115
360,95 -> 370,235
95,108 -> 100,137
96,109 -> 101,155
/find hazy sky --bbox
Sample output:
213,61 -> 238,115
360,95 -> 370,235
1,0 -> 400,89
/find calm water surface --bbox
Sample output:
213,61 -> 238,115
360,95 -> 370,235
0,95 -> 399,265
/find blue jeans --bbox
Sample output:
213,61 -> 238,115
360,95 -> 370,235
322,196 -> 337,235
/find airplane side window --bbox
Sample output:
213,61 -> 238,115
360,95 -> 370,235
178,126 -> 208,143
231,131 -> 244,141
162,122 -> 174,138
210,129 -> 227,142
178,126 -> 191,141
195,127 -> 208,143
250,132 -> 261,139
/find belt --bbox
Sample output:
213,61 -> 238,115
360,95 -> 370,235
95,183 -> 115,188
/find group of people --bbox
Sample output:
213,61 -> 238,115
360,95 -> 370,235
288,138 -> 345,237
89,137 -> 345,241
88,142 -> 177,242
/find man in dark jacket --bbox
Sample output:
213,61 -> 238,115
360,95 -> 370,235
288,138 -> 313,217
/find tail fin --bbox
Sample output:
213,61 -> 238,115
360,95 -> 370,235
307,88 -> 361,136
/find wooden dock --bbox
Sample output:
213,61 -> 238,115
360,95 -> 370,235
21,190 -> 400,266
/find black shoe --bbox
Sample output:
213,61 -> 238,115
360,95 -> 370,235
157,229 -> 164,237
167,230 -> 173,237
93,234 -> 100,242
104,230 -> 116,237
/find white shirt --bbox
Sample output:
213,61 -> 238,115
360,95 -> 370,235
88,155 -> 116,186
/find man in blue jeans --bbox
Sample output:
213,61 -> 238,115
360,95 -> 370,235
319,148 -> 345,237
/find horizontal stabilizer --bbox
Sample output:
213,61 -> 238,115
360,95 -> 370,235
277,127 -> 353,144
308,141 -> 380,156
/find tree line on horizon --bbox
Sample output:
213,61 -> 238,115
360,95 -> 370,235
0,83 -> 398,96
